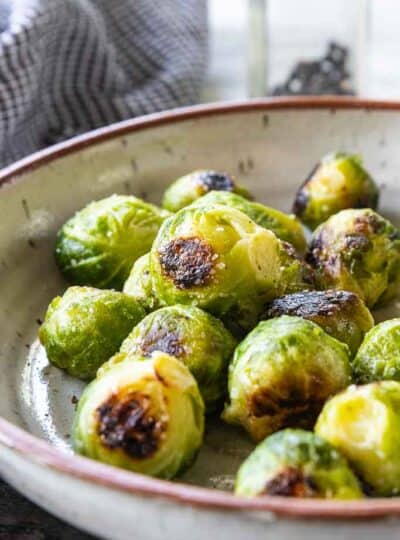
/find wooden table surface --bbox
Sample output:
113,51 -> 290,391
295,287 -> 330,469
0,478 -> 94,539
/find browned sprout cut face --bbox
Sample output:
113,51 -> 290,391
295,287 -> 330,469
158,236 -> 216,289
120,305 -> 236,411
161,170 -> 252,212
222,316 -> 351,442
235,429 -> 363,499
264,289 -> 374,356
196,170 -> 236,193
267,289 -> 350,319
151,205 -> 313,334
306,209 -> 400,308
264,466 -> 316,497
97,392 -> 165,459
248,380 -> 325,429
293,153 -> 379,230
137,326 -> 185,358
73,352 -> 204,479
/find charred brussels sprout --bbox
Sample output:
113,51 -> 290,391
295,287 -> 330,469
265,290 -> 374,356
192,191 -> 307,253
353,319 -> 400,383
293,153 -> 379,230
56,195 -> 170,290
39,286 -> 145,380
222,316 -> 351,442
315,381 -> 400,496
123,253 -> 160,312
150,205 -> 312,333
120,305 -> 236,411
162,170 -> 252,212
307,209 -> 400,308
235,429 -> 363,499
73,351 -> 204,478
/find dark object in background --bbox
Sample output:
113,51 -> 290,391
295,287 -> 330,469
0,477 -> 94,539
271,41 -> 355,96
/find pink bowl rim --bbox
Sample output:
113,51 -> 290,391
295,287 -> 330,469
1,96 -> 400,520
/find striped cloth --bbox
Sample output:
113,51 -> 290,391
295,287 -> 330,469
0,0 -> 207,167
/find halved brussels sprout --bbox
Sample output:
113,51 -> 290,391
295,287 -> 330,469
264,290 -> 374,356
150,205 -> 313,333
56,195 -> 170,290
162,170 -> 252,212
293,153 -> 379,230
192,191 -> 307,253
222,316 -> 351,442
315,381 -> 400,496
353,319 -> 400,383
123,253 -> 160,312
73,351 -> 205,478
120,305 -> 236,411
307,209 -> 400,308
235,429 -> 363,499
39,286 -> 145,380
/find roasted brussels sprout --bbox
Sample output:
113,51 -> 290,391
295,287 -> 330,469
235,429 -> 363,499
315,381 -> 400,496
123,253 -> 160,312
162,170 -> 252,212
264,290 -> 374,356
73,351 -> 205,478
150,205 -> 313,333
353,319 -> 400,383
307,209 -> 400,308
222,316 -> 351,441
56,195 -> 170,290
39,286 -> 145,380
293,153 -> 379,230
192,191 -> 307,253
120,305 -> 236,411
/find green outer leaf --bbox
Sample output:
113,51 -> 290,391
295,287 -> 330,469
39,286 -> 145,379
235,428 -> 363,499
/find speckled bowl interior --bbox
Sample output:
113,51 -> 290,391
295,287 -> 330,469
1,98 -> 400,498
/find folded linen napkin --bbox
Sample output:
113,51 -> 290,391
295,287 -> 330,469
0,0 -> 207,167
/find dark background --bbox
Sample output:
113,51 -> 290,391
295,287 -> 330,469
0,479 -> 93,539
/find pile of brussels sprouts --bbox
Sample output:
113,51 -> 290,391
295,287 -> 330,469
39,156 -> 400,499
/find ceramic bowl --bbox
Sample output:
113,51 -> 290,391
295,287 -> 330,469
1,97 -> 400,540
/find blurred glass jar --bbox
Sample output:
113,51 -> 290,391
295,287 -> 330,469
368,0 -> 400,98
205,0 -> 370,100
250,0 -> 370,97
205,0 -> 249,101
